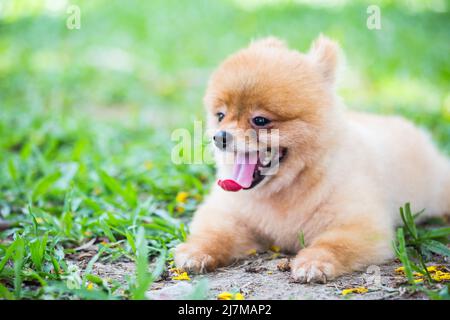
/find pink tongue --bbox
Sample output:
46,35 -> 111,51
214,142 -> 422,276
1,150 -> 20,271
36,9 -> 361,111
218,153 -> 257,192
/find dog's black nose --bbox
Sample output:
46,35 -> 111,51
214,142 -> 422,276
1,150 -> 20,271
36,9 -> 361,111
213,131 -> 232,150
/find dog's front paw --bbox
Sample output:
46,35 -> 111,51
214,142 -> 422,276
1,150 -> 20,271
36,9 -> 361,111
291,250 -> 337,284
174,243 -> 218,273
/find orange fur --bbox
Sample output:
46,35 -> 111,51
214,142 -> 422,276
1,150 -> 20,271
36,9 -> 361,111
174,36 -> 450,283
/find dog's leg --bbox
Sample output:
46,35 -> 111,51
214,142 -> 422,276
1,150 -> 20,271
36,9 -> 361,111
291,217 -> 394,283
174,203 -> 259,273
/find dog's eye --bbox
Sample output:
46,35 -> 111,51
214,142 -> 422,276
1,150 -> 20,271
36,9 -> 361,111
252,116 -> 271,127
216,112 -> 225,122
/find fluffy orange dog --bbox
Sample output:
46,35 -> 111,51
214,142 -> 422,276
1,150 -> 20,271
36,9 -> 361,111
175,36 -> 450,283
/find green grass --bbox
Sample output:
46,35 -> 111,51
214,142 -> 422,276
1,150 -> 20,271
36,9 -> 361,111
0,0 -> 449,299
394,204 -> 450,299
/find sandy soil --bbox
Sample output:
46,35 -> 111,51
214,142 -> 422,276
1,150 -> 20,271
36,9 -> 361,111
72,251 -> 449,300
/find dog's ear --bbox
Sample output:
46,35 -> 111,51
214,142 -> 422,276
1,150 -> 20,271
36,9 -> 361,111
249,36 -> 287,49
308,34 -> 340,84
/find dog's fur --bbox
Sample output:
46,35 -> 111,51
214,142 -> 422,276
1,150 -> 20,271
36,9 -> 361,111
174,36 -> 450,283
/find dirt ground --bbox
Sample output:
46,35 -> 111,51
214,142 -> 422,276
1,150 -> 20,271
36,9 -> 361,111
72,252 -> 449,300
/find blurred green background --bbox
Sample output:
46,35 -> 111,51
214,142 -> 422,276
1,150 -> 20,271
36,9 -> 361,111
0,0 -> 449,299
1,0 -> 449,133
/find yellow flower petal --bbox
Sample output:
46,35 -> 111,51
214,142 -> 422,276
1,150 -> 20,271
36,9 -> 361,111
270,245 -> 281,253
246,249 -> 257,256
426,266 -> 439,273
234,293 -> 245,300
86,282 -> 94,290
426,265 -> 447,273
395,266 -> 405,274
217,292 -> 234,300
270,253 -> 280,260
176,191 -> 189,203
341,287 -> 368,296
169,267 -> 183,274
172,272 -> 190,281
414,278 -> 424,283
176,206 -> 185,213
432,271 -> 450,282
144,161 -> 154,170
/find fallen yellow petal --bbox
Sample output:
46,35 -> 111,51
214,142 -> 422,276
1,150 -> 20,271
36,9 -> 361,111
246,249 -> 257,256
426,266 -> 439,273
414,278 -> 424,284
176,206 -> 185,213
426,265 -> 447,273
395,266 -> 405,274
172,272 -> 190,281
144,161 -> 154,170
217,292 -> 244,300
341,287 -> 368,296
169,267 -> 183,274
234,293 -> 245,300
432,271 -> 450,282
217,292 -> 234,300
270,245 -> 281,253
176,191 -> 189,203
86,282 -> 94,290
270,253 -> 280,260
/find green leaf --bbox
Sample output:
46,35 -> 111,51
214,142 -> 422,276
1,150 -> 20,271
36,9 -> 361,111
420,227 -> 450,240
85,274 -> 104,286
395,228 -> 415,284
179,223 -> 187,242
422,239 -> 450,257
29,233 -> 48,271
61,211 -> 73,237
400,203 -> 418,239
131,227 -> 153,300
0,283 -> 15,300
7,158 -> 18,182
298,230 -> 306,249
0,241 -> 17,273
100,219 -> 117,243
82,247 -> 105,287
13,237 -> 25,298
125,232 -> 136,254
31,171 -> 61,201
98,170 -> 137,207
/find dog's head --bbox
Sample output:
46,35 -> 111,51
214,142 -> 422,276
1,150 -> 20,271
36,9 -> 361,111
204,35 -> 342,194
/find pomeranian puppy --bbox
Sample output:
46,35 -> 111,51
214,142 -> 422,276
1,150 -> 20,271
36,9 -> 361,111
174,36 -> 450,283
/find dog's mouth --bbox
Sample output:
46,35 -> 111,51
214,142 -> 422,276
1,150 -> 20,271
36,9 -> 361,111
217,148 -> 287,192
